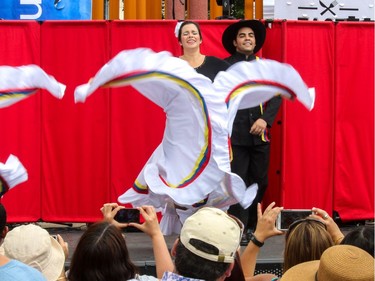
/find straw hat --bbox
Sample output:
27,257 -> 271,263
281,245 -> 375,281
222,20 -> 266,55
2,224 -> 65,281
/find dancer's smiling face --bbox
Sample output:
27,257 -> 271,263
179,23 -> 202,50
233,26 -> 256,55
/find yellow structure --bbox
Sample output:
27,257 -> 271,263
92,0 -> 105,19
210,0 -> 223,19
92,0 -> 263,20
147,0 -> 162,19
245,0 -> 263,19
109,0 -> 120,20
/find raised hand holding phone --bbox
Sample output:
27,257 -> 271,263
100,203 -> 130,228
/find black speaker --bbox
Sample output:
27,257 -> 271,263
216,0 -> 231,18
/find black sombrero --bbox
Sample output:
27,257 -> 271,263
222,20 -> 266,55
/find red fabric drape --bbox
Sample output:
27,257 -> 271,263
281,21 -> 335,212
197,20 -> 234,59
109,21 -> 175,203
262,21 -> 284,207
0,21 -> 41,221
40,21 -> 110,222
0,20 -> 373,222
334,22 -> 374,221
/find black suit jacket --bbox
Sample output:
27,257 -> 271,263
225,52 -> 282,146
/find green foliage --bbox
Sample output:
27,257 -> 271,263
231,0 -> 244,19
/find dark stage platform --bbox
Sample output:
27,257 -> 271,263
31,222 -> 367,278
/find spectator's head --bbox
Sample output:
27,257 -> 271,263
2,224 -> 65,281
0,203 -> 8,242
68,221 -> 139,281
283,218 -> 334,273
222,20 -> 266,56
280,245 -> 375,281
0,177 -> 9,197
341,225 -> 374,257
223,253 -> 246,281
172,207 -> 243,281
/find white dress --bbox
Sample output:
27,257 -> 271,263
74,48 -> 315,234
0,65 -> 65,196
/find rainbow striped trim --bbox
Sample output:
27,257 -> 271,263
225,80 -> 296,108
104,70 -> 212,193
133,179 -> 148,194
0,88 -> 38,105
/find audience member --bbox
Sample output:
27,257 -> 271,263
0,204 -> 8,245
68,221 -> 158,281
96,203 -> 279,281
177,21 -> 229,81
234,202 -> 283,281
1,224 -> 67,281
310,207 -> 345,244
282,217 -> 334,273
68,203 -> 172,281
312,207 -> 375,257
280,245 -> 375,281
239,204 -> 336,280
169,207 -> 242,280
341,225 -> 374,257
0,203 -> 46,281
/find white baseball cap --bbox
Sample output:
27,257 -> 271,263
180,207 -> 243,263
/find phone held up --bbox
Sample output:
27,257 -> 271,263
114,208 -> 140,224
276,209 -> 312,231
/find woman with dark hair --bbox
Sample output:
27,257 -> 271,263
311,207 -> 374,257
176,21 -> 229,81
68,221 -> 141,281
68,204 -> 173,281
341,225 -> 374,257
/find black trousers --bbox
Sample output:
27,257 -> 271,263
228,142 -> 270,230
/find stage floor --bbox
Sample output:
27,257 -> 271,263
29,222 -> 366,277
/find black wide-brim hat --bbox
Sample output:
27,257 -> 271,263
222,20 -> 266,55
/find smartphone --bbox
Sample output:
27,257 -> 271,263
276,209 -> 312,231
114,208 -> 140,223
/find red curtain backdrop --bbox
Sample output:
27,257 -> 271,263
0,21 -> 42,221
109,21 -> 175,203
40,21 -> 110,222
333,22 -> 374,221
197,20 -> 234,59
262,21 -> 284,208
0,20 -> 373,222
281,21 -> 335,213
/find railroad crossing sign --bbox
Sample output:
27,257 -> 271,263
274,0 -> 374,21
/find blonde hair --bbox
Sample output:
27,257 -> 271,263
283,219 -> 334,273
